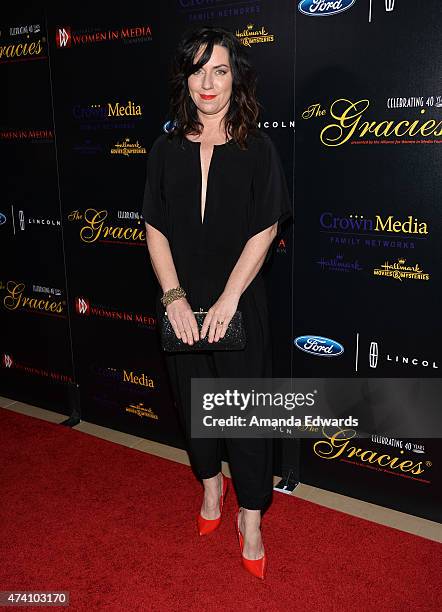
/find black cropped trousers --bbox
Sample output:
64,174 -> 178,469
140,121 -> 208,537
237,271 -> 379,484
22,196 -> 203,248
164,348 -> 274,511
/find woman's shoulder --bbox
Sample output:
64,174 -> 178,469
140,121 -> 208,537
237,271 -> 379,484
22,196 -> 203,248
245,129 -> 276,152
151,129 -> 195,154
149,131 -> 169,152
149,128 -> 274,157
148,130 -> 184,163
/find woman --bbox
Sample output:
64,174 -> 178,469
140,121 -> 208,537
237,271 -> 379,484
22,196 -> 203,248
142,26 -> 292,580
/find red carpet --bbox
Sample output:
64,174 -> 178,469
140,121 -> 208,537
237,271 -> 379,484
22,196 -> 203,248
0,406 -> 441,612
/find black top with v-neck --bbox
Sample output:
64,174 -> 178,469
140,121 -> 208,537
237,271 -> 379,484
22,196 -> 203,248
141,129 -> 292,313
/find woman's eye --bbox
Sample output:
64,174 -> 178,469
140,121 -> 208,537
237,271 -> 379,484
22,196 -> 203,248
192,68 -> 227,76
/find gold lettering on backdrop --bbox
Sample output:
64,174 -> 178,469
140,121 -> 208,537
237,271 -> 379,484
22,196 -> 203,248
313,428 -> 426,475
375,215 -> 428,235
0,39 -> 43,60
235,24 -> 275,47
79,209 -> 144,243
3,281 -> 63,313
123,370 -> 155,388
68,210 -> 83,221
373,258 -> 430,281
126,403 -> 159,419
107,101 -> 142,117
315,99 -> 442,146
110,138 -> 147,156
302,103 -> 327,119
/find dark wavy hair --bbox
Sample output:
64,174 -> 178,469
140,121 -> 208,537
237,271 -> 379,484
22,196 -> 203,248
168,26 -> 260,149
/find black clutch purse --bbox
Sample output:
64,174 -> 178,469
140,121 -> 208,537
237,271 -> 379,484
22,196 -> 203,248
161,309 -> 247,352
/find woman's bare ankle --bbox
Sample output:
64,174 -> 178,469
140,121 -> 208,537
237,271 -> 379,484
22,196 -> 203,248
240,507 -> 261,532
239,508 -> 264,559
200,472 -> 222,518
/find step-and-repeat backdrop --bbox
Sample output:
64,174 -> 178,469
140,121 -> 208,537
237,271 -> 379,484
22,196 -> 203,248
1,0 -> 440,522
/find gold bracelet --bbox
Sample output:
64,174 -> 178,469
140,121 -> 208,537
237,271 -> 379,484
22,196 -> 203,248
161,286 -> 186,306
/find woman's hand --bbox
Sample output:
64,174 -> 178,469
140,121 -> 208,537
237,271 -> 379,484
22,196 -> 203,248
166,298 -> 199,345
200,292 -> 239,343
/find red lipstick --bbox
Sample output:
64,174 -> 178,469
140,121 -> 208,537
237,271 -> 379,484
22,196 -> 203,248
200,94 -> 217,100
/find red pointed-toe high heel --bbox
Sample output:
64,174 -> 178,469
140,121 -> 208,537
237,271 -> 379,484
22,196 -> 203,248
197,473 -> 228,536
235,508 -> 267,580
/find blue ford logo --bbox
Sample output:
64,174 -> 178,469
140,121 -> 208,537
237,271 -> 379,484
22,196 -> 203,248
294,335 -> 344,357
298,0 -> 356,17
0,213 -> 6,225
163,119 -> 176,133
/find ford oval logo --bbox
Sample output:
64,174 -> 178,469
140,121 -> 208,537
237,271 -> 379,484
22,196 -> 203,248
163,119 -> 176,134
0,213 -> 6,225
294,335 -> 344,357
298,0 -> 356,17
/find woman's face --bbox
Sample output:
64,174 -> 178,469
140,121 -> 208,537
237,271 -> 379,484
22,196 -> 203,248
187,43 -> 233,117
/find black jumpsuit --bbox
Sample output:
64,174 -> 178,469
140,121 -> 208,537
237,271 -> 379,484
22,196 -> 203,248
142,129 -> 292,510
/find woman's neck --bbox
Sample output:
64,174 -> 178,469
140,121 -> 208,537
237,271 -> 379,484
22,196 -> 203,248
196,110 -> 230,141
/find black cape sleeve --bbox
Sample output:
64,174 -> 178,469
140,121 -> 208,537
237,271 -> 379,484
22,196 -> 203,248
248,134 -> 293,240
141,134 -> 169,240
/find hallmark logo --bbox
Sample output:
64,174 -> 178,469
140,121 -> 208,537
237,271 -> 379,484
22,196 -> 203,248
235,23 -> 274,47
126,402 -> 159,420
373,258 -> 430,281
317,253 -> 362,272
110,137 -> 146,156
